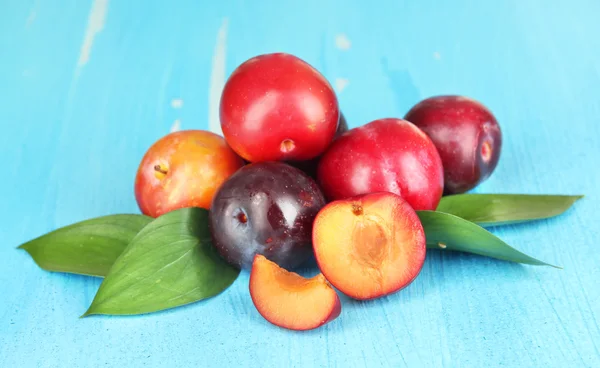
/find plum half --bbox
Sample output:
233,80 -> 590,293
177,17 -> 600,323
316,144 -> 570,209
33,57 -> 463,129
209,162 -> 326,270
404,95 -> 502,194
312,192 -> 426,300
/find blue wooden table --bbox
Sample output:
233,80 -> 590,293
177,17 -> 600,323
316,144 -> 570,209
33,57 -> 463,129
2,1 -> 599,367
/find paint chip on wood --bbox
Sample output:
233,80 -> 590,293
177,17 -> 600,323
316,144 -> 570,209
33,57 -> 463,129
77,0 -> 109,67
26,11 -> 37,28
25,0 -> 39,28
170,119 -> 181,132
171,99 -> 184,109
208,18 -> 229,135
335,34 -> 351,50
335,78 -> 349,93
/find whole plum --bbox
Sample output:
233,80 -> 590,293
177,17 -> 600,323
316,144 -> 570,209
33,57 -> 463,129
209,162 -> 326,269
134,130 -> 244,217
405,95 -> 502,194
220,53 -> 339,163
317,118 -> 444,211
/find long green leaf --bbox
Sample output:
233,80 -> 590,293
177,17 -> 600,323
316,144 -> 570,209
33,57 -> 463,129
82,207 -> 240,317
436,194 -> 583,227
417,210 -> 560,268
18,214 -> 152,277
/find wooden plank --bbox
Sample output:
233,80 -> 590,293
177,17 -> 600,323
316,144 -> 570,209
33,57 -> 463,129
1,0 -> 599,366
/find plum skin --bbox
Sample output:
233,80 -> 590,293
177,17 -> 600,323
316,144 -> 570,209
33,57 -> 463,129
134,130 -> 244,217
209,162 -> 326,270
219,53 -> 339,163
404,95 -> 502,194
317,118 -> 444,211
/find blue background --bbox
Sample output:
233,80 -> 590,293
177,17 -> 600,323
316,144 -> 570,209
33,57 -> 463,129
2,0 -> 599,367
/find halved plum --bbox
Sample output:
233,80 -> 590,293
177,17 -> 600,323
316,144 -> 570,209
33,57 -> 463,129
312,192 -> 426,300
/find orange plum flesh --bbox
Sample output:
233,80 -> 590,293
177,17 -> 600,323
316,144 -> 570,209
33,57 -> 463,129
312,192 -> 426,300
249,255 -> 341,331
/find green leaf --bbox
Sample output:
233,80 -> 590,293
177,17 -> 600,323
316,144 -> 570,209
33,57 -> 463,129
417,210 -> 560,268
436,194 -> 583,227
18,214 -> 153,277
82,207 -> 240,317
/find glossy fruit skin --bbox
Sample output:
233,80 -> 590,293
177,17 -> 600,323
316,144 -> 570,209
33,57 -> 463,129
290,112 -> 349,178
134,130 -> 245,218
220,53 -> 340,163
209,162 -> 326,270
404,95 -> 502,194
317,118 -> 444,211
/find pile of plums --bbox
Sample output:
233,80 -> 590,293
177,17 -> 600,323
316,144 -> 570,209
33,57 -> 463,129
134,53 -> 502,331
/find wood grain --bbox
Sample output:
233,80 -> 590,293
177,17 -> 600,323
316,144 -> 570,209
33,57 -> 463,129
1,0 -> 599,366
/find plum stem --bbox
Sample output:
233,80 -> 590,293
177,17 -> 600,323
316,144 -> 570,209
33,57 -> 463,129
280,139 -> 295,153
237,212 -> 248,224
481,141 -> 492,162
154,164 -> 168,175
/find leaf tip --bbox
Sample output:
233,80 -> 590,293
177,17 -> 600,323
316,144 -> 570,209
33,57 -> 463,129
539,260 -> 563,269
80,309 -> 95,318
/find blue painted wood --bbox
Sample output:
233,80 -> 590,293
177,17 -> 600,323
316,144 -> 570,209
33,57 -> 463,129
2,0 -> 599,366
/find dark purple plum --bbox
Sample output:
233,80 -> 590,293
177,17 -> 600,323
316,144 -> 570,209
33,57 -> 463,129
405,96 -> 502,194
289,113 -> 349,179
209,162 -> 326,270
